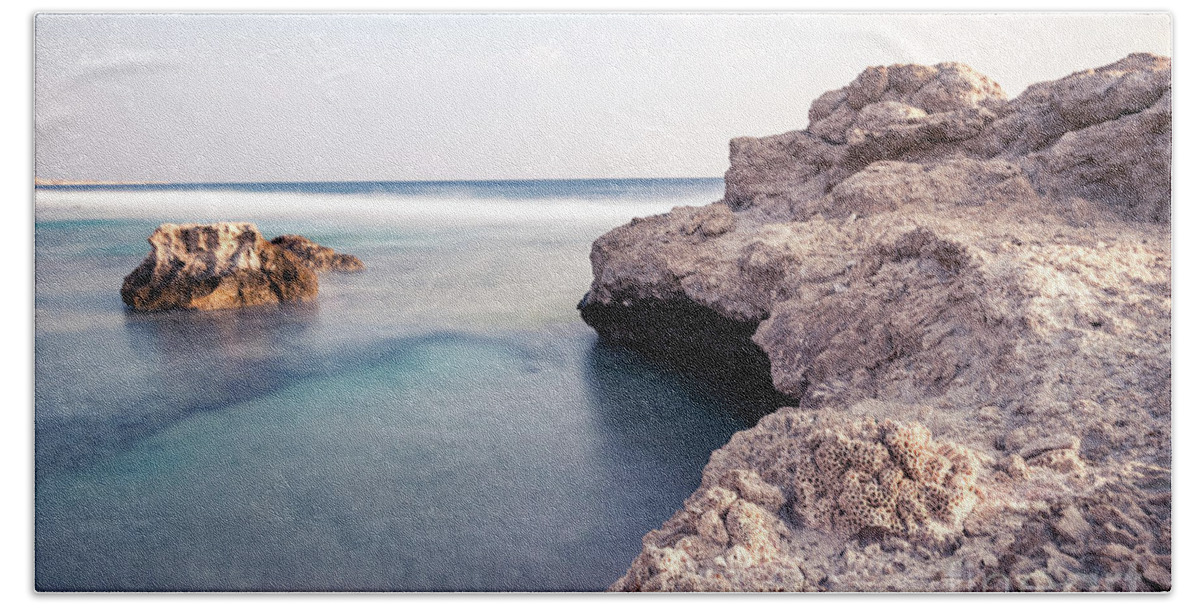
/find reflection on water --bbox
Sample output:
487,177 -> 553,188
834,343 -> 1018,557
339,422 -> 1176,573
37,304 -> 321,474
124,301 -> 321,361
123,303 -> 325,396
582,339 -> 750,465
586,335 -> 794,429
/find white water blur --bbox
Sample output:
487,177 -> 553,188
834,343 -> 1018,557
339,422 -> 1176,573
34,186 -> 720,228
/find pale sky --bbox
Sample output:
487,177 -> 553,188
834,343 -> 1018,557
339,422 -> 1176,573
34,12 -> 1172,182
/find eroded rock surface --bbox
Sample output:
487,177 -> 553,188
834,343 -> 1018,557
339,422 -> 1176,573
270,234 -> 366,273
121,223 -> 344,311
612,410 -> 1169,592
586,54 -> 1171,592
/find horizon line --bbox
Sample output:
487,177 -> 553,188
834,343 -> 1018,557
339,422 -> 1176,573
35,176 -> 726,188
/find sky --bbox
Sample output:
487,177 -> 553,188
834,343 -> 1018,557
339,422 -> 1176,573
34,12 -> 1172,183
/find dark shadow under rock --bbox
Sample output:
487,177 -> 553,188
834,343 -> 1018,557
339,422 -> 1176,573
579,293 -> 796,422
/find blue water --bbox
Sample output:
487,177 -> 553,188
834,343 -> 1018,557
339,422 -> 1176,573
34,179 -> 751,591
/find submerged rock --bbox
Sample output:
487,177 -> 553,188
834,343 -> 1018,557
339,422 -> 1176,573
121,222 -> 333,312
588,54 -> 1171,592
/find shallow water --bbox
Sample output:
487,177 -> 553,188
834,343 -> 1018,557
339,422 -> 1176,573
34,179 -> 754,591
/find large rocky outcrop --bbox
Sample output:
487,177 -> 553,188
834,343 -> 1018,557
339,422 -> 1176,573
721,53 -> 1169,222
121,223 -> 360,312
584,54 -> 1170,592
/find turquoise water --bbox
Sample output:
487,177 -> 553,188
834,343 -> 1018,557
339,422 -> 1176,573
34,179 -> 752,591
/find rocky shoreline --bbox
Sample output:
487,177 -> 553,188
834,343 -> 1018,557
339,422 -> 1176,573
581,54 -> 1171,592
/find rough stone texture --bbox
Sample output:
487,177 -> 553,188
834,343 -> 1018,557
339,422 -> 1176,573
823,158 -> 1036,216
270,234 -> 366,273
969,52 -> 1172,222
722,54 -> 1170,223
611,412 -> 1016,592
587,55 -> 1171,592
121,223 -> 319,312
715,416 -> 982,548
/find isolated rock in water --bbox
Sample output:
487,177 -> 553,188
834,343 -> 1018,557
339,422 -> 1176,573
588,54 -> 1171,592
270,234 -> 366,272
121,222 -> 318,311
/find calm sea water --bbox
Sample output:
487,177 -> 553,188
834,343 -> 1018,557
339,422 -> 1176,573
34,179 -> 754,591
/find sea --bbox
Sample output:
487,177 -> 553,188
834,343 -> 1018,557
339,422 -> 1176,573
33,178 -> 755,591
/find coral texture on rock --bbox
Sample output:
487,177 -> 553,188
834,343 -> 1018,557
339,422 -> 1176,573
121,222 -> 323,311
586,54 -> 1171,592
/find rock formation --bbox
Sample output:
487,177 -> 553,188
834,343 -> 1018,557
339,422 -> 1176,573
120,223 -> 362,312
270,234 -> 366,273
585,54 -> 1171,592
